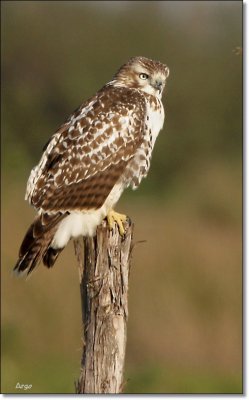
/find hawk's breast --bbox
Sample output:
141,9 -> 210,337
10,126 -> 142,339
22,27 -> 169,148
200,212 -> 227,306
146,96 -> 165,146
126,95 -> 165,190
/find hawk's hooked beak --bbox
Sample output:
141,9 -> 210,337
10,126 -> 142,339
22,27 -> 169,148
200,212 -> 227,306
151,79 -> 163,92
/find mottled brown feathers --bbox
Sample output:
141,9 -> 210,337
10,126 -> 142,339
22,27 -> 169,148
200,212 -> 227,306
32,161 -> 129,212
26,86 -> 146,212
14,56 -> 169,274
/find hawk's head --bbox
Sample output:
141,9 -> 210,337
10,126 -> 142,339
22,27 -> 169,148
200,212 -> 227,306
113,56 -> 170,98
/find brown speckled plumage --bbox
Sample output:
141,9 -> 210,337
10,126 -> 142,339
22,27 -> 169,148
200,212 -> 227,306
14,56 -> 170,275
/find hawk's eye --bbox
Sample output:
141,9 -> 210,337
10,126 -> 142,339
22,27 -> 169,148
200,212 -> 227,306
139,73 -> 149,80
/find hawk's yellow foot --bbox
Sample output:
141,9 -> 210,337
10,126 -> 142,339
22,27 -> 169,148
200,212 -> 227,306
107,210 -> 127,236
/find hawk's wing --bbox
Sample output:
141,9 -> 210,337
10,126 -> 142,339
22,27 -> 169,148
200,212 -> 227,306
26,86 -> 146,213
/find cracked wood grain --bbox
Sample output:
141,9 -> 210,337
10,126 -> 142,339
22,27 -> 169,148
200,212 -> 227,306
74,219 -> 133,394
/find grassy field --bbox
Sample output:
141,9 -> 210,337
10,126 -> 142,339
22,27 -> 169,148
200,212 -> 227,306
1,159 -> 242,394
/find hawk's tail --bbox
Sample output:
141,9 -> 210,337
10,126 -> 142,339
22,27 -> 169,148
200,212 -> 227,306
13,212 -> 66,276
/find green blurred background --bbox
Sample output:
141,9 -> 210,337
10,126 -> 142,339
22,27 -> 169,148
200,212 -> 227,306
1,0 -> 242,394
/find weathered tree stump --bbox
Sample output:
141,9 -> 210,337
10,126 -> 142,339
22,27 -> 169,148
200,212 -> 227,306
74,219 -> 133,394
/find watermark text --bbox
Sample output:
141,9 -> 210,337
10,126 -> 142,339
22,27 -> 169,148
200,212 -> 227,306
16,382 -> 32,391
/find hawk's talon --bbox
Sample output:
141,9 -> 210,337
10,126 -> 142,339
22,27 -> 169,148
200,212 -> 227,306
107,210 -> 127,236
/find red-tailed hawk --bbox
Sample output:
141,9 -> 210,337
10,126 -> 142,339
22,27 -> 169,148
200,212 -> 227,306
14,56 -> 170,275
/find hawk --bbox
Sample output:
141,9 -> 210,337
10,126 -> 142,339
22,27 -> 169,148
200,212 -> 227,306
14,56 -> 170,275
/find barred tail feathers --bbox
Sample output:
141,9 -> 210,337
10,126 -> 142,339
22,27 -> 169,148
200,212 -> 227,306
14,212 -> 66,275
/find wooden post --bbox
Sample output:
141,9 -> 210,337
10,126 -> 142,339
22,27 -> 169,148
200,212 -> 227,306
74,219 -> 133,394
